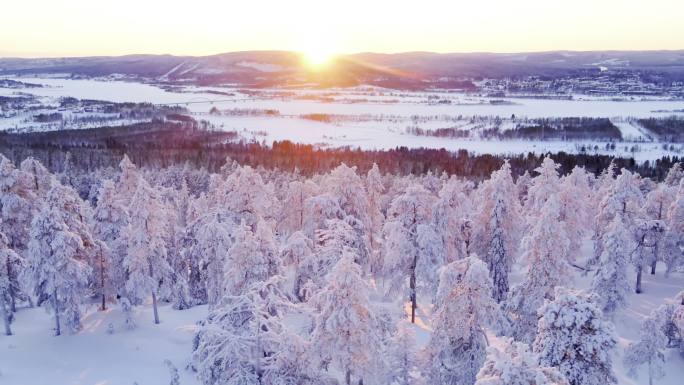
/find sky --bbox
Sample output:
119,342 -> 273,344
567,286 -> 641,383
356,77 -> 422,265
2,0 -> 683,58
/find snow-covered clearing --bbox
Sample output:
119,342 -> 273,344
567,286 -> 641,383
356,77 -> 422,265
0,303 -> 205,385
1,265 -> 682,385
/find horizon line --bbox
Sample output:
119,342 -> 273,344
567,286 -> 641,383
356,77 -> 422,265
3,47 -> 684,60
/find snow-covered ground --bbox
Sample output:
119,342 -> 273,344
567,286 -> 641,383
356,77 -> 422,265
2,76 -> 684,161
1,263 -> 682,385
0,303 -> 205,385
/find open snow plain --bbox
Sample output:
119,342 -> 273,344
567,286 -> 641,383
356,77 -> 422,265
2,76 -> 684,161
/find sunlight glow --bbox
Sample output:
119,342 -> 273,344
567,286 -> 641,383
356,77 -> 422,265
302,48 -> 336,69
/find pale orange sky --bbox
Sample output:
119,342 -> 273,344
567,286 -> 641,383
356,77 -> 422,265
2,0 -> 683,57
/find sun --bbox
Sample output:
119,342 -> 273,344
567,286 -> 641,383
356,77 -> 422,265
302,48 -> 336,69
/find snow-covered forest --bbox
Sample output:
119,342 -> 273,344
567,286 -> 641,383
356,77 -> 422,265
1,153 -> 683,385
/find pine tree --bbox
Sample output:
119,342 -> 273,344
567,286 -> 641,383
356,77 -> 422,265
225,221 -> 281,296
25,206 -> 91,335
476,337 -> 569,385
593,169 -> 642,266
381,184 -> 435,323
0,232 -> 22,336
91,179 -> 130,308
122,178 -> 173,325
366,163 -> 386,262
0,155 -> 37,260
385,320 -> 419,385
19,157 -> 54,201
665,179 -> 684,274
533,288 -> 617,385
192,277 -> 291,385
664,162 -> 683,187
506,195 -> 572,343
426,256 -> 503,385
278,180 -> 315,236
524,156 -> 561,220
194,213 -> 233,307
643,183 -> 674,274
309,254 -> 382,385
474,161 -> 521,302
623,317 -> 667,385
322,163 -> 372,235
591,215 -> 634,313
558,166 -> 593,255
302,193 -> 344,239
431,178 -> 472,263
117,155 -> 140,206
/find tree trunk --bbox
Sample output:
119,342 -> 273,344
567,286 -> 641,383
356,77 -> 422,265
1,292 -> 12,336
152,291 -> 160,324
636,266 -> 643,294
6,261 -> 16,313
650,260 -> 657,275
410,259 -> 417,324
53,290 -> 61,336
100,246 -> 106,311
648,358 -> 653,385
345,369 -> 351,385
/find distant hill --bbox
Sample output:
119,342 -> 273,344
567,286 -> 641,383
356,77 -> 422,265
2,50 -> 684,88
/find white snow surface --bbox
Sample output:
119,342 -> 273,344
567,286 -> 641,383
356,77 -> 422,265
2,76 -> 684,161
1,261 -> 682,384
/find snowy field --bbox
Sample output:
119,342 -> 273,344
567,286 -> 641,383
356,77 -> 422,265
2,76 -> 684,161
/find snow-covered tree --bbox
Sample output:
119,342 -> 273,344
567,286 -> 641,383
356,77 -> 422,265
431,178 -> 472,263
631,219 -> 666,293
476,337 -> 569,385
385,320 -> 420,385
117,155 -> 140,206
643,183 -> 675,274
558,166 -> 593,254
664,162 -> 683,187
381,184 -> 435,323
294,216 -> 371,300
91,179 -> 129,308
593,169 -> 642,266
225,221 -> 281,296
515,170 -> 532,204
0,229 -> 26,318
122,178 -> 173,325
192,277 -> 291,385
591,214 -> 634,313
190,213 -> 234,307
222,165 -> 277,225
533,288 -> 617,385
302,193 -> 344,239
19,156 -> 54,201
25,206 -> 91,335
309,254 -> 382,385
278,180 -> 316,236
425,256 -> 503,385
505,195 -> 573,343
280,230 -> 312,268
649,291 -> 684,353
473,161 -> 522,302
0,232 -> 22,336
665,180 -> 684,274
366,163 -> 386,259
322,163 -> 371,232
524,157 -> 561,219
623,317 -> 667,385
0,155 -> 37,258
